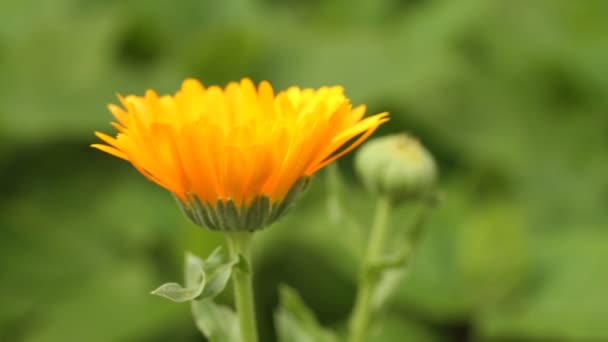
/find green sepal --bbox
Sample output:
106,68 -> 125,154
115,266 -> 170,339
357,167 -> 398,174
275,285 -> 339,342
191,299 -> 241,342
269,178 -> 310,223
151,247 -> 237,303
178,177 -> 310,232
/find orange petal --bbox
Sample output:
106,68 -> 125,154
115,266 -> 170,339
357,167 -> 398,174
91,144 -> 127,160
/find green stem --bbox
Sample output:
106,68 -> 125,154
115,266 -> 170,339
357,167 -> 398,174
349,196 -> 392,342
226,232 -> 259,342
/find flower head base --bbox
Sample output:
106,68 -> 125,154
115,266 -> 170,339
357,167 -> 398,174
179,178 -> 310,232
93,78 -> 388,231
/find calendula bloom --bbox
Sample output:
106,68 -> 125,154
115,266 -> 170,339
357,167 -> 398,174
93,78 -> 389,231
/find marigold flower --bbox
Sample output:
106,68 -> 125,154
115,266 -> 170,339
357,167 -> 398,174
93,78 -> 388,231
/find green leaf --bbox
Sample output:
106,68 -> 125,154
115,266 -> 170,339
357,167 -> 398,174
368,313 -> 444,342
476,231 -> 608,341
198,247 -> 239,299
183,249 -> 240,341
185,252 -> 205,288
151,247 -> 237,303
368,248 -> 415,313
150,281 -> 206,303
371,268 -> 408,313
191,299 -> 241,342
368,250 -> 410,275
275,285 -> 339,342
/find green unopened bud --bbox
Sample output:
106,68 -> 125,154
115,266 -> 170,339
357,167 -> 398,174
354,134 -> 437,202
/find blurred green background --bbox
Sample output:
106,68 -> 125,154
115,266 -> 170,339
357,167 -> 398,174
2,0 -> 608,341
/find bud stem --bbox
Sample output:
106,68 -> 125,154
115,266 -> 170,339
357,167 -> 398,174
226,232 -> 259,342
349,196 -> 392,342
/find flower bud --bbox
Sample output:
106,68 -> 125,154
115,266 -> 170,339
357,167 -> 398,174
354,133 -> 437,202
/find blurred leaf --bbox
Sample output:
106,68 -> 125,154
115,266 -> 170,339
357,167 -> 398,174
368,313 -> 443,342
152,247 -> 237,302
191,299 -> 240,342
184,252 -> 206,288
476,231 -> 608,341
371,268 -> 407,313
457,205 -> 528,310
324,164 -> 365,256
369,251 -> 409,274
275,285 -> 339,342
20,263 -> 185,342
3,0 -> 608,341
151,282 -> 205,303
367,250 -> 411,312
394,195 -> 473,320
194,247 -> 239,299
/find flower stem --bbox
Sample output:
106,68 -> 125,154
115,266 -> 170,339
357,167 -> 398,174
349,196 -> 392,342
226,232 -> 259,342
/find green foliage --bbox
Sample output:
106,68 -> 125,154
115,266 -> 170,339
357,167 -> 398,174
152,247 -> 242,341
151,248 -> 237,303
275,286 -> 339,342
2,0 -> 608,341
192,300 -> 241,342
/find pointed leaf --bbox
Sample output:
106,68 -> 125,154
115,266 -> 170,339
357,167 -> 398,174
152,247 -> 237,303
199,247 -> 239,299
192,299 -> 241,342
150,280 -> 206,303
368,249 -> 410,276
368,249 -> 411,312
275,285 -> 339,342
371,268 -> 408,312
185,252 -> 205,288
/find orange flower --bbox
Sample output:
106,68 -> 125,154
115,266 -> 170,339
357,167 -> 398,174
93,78 -> 388,231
